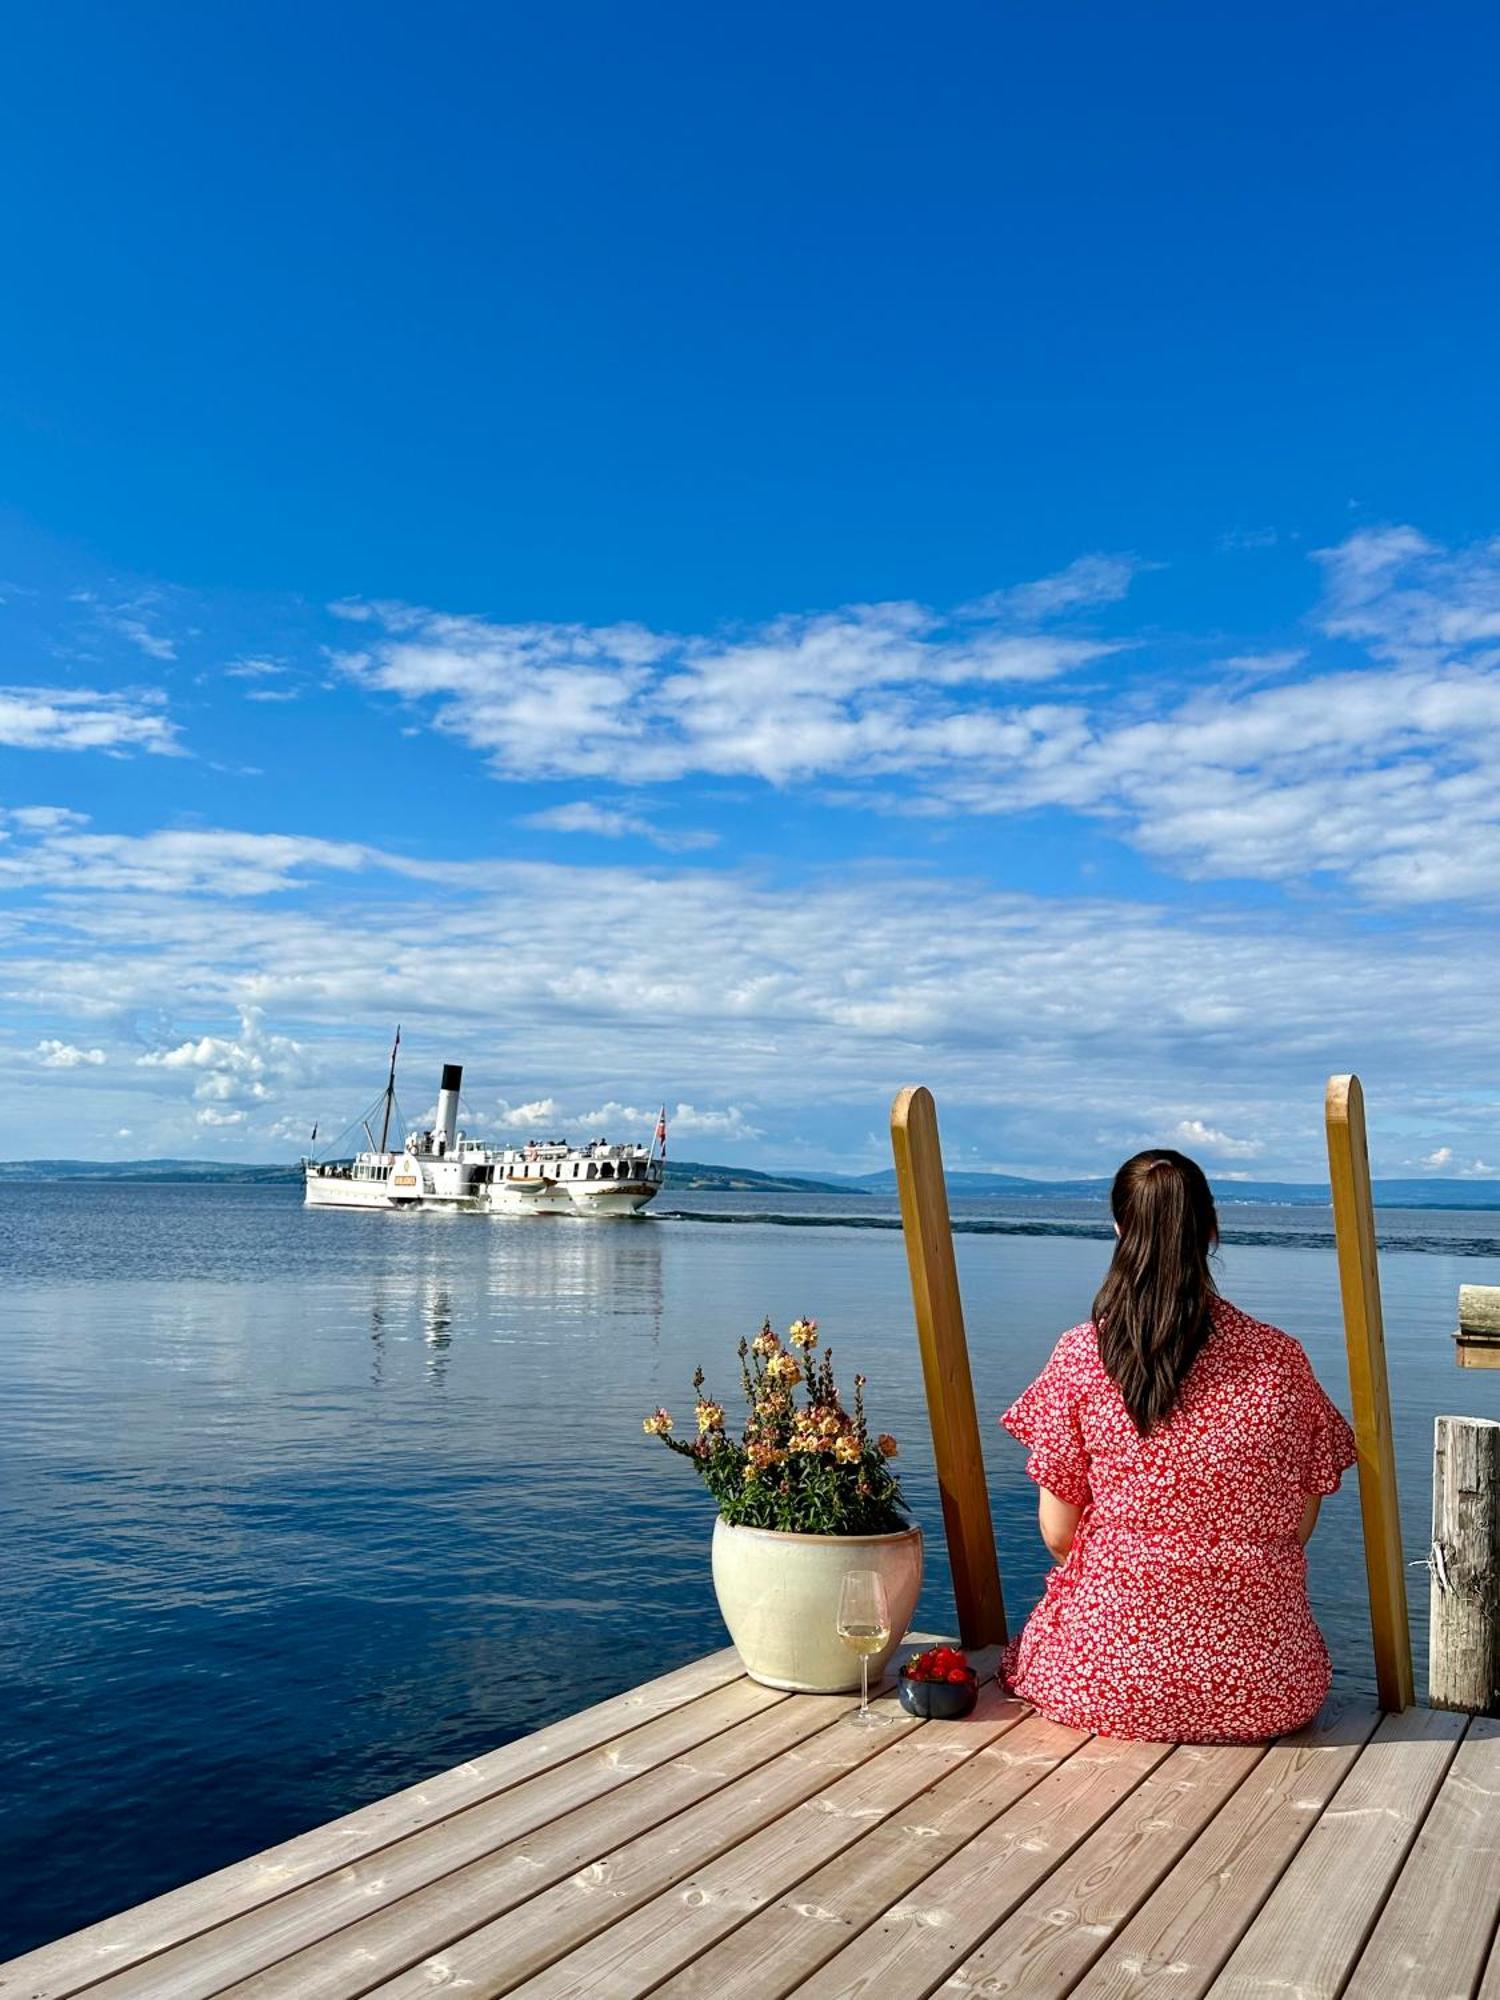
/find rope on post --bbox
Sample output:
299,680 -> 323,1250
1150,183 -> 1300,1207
1325,1073 -> 1415,1712
890,1086 -> 1007,1648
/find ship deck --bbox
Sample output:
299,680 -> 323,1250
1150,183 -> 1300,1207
6,1641 -> 1498,2000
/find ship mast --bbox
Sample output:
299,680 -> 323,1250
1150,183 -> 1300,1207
377,1025 -> 401,1153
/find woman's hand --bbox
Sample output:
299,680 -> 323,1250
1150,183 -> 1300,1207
1039,1488 -> 1083,1561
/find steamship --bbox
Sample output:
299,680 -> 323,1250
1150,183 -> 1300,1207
303,1037 -> 666,1217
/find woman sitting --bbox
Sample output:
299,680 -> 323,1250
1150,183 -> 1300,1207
1000,1148 -> 1356,1742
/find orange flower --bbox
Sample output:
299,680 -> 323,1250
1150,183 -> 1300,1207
877,1433 -> 899,1458
642,1408 -> 674,1436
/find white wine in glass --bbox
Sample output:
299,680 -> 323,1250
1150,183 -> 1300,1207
837,1568 -> 892,1725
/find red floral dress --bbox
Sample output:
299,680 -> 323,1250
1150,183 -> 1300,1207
999,1297 -> 1358,1742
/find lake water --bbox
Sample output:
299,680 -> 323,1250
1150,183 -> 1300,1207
3,1180 -> 1498,1959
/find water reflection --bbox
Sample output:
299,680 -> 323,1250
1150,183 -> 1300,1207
422,1279 -> 453,1383
339,1215 -> 670,1393
369,1297 -> 388,1385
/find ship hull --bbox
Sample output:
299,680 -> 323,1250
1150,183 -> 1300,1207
304,1183 -> 483,1211
305,1174 -> 658,1216
484,1180 -> 659,1217
304,1176 -> 412,1210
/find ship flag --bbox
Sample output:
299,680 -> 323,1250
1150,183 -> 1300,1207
655,1107 -> 667,1160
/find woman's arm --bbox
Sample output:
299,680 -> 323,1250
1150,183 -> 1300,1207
1039,1488 -> 1083,1561
1297,1494 -> 1322,1545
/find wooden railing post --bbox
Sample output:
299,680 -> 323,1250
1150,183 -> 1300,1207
1325,1073 -> 1414,1711
891,1086 -> 1006,1647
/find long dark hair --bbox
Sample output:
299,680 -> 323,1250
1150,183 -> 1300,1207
1092,1149 -> 1220,1433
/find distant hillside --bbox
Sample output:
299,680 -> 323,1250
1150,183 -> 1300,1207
0,1158 -> 301,1184
662,1159 -> 842,1193
2,1158 -> 1498,1208
0,1155 -> 841,1194
825,1169 -> 1112,1198
827,1168 -> 1500,1210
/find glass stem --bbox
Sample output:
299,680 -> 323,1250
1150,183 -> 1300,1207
860,1654 -> 869,1719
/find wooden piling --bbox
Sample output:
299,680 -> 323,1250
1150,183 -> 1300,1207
890,1085 -> 1007,1648
1456,1284 -> 1500,1371
1429,1415 -> 1500,1714
1325,1073 -> 1415,1712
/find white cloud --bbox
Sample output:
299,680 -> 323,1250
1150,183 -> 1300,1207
575,1100 -> 656,1133
1423,1146 -> 1454,1167
1171,1119 -> 1263,1159
496,1097 -> 561,1129
960,553 -> 1143,622
330,587 -> 1120,788
0,687 -> 179,755
137,1010 -> 303,1117
5,805 -> 91,832
0,821 -> 452,897
324,531 -> 1500,909
265,1114 -> 314,1143
9,828 -> 1497,1169
667,1103 -> 763,1141
96,604 -> 178,661
571,1101 -> 758,1141
35,1039 -> 106,1068
925,529 -> 1500,905
522,801 -> 717,851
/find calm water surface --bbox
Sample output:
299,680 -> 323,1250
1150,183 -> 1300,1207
3,1181 -> 1498,1957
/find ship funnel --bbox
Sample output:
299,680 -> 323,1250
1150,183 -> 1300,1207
435,1063 -> 462,1152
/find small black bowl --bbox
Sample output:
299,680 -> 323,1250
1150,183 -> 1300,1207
898,1673 -> 978,1719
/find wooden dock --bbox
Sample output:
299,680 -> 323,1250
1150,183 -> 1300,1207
5,1642 -> 1498,2000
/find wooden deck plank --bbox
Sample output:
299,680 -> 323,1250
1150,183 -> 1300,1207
660,1733 -> 1165,2000
63,1675 -> 789,2000
931,1741 -> 1265,1998
763,1738 -> 1168,2000
409,1683 -> 1027,1999
504,1688 -> 1040,2000
1070,1701 -> 1381,2000
1343,1717 -> 1500,2000
1206,1706 -> 1467,2000
361,1691 -> 956,1998
189,1691 -> 855,2000
0,1648 -> 749,2000
1480,1903 -> 1500,2000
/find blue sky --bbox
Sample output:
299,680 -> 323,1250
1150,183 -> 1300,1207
2,2 -> 1498,1175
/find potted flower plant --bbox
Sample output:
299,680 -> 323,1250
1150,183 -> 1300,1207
643,1317 -> 922,1692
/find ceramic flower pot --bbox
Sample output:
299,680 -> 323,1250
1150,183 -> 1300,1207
710,1517 -> 923,1692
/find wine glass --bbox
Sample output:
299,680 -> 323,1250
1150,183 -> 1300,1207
837,1568 -> 892,1726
